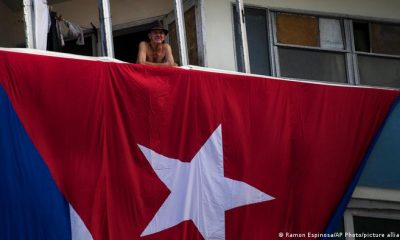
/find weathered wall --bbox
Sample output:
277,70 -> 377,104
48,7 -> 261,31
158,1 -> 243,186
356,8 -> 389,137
0,1 -> 25,47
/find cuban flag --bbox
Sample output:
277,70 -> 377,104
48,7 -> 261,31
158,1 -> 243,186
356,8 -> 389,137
0,49 -> 399,240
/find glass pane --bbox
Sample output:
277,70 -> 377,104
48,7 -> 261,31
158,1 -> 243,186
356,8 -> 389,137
353,216 -> 400,240
168,22 -> 179,65
279,47 -> 347,83
276,13 -> 318,47
0,1 -> 26,47
246,8 -> 270,75
371,23 -> 400,55
185,7 -> 199,66
319,18 -> 344,50
358,55 -> 400,88
233,6 -> 244,72
169,7 -> 199,66
233,7 -> 271,75
353,22 -> 370,52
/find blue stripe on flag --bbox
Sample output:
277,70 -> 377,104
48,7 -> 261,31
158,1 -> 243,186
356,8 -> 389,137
323,97 -> 400,238
0,85 -> 71,240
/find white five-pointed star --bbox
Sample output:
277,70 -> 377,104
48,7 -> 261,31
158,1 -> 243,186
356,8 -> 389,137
138,125 -> 274,239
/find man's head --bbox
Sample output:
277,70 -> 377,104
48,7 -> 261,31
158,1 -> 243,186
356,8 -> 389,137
148,21 -> 168,44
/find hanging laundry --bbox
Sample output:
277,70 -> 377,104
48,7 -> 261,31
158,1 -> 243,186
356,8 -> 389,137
57,18 -> 85,46
47,11 -> 62,51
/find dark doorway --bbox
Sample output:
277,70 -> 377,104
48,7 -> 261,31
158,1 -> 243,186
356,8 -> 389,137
113,22 -> 153,63
62,36 -> 94,56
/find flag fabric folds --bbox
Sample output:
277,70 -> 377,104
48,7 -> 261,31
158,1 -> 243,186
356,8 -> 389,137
0,49 -> 399,240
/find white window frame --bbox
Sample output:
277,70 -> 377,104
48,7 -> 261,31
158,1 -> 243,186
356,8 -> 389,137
343,187 -> 400,240
164,0 -> 206,67
231,4 -> 272,75
270,10 -> 354,84
349,19 -> 400,86
235,5 -> 400,88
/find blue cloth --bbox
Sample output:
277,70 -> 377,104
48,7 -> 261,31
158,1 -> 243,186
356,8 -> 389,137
323,97 -> 400,238
0,85 -> 71,240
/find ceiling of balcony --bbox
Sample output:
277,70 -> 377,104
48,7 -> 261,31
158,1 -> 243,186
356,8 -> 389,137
2,0 -> 71,12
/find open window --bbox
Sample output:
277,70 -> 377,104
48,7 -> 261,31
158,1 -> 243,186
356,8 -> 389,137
165,0 -> 204,67
168,6 -> 199,66
344,198 -> 400,239
353,21 -> 400,88
233,6 -> 272,76
113,21 -> 155,63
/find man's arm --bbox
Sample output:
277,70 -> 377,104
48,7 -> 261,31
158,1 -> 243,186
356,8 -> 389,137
164,44 -> 177,66
136,41 -> 148,64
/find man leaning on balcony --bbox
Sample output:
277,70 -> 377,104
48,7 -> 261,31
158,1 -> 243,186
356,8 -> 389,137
136,21 -> 177,67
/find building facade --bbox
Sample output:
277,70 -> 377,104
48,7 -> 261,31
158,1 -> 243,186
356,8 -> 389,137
1,0 -> 399,238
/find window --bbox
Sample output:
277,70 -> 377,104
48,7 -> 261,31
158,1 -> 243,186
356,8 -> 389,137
354,216 -> 400,236
353,21 -> 400,88
276,13 -> 319,47
276,13 -> 345,50
278,47 -> 347,83
169,6 -> 200,66
354,22 -> 400,55
357,55 -> 400,88
234,7 -> 400,88
273,12 -> 349,83
233,7 -> 271,75
113,23 -> 153,63
344,198 -> 400,240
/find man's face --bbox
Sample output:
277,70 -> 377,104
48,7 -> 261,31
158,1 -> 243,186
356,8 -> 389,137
148,30 -> 165,44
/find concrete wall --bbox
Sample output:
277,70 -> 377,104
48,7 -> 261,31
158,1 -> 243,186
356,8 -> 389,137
0,1 -> 25,47
203,0 -> 236,70
203,0 -> 400,71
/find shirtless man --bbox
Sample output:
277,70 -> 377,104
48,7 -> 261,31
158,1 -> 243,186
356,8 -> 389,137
136,21 -> 177,66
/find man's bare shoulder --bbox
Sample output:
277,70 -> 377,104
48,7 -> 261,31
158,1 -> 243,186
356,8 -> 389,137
139,41 -> 149,46
162,43 -> 172,50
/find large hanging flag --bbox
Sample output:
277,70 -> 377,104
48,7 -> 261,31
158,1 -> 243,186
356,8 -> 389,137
0,49 -> 399,240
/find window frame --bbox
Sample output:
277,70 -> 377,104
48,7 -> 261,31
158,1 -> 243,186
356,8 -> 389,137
270,10 -> 354,84
232,4 -> 273,75
235,5 -> 400,88
344,209 -> 400,240
343,187 -> 400,240
165,0 -> 206,67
